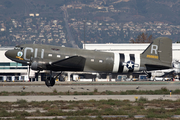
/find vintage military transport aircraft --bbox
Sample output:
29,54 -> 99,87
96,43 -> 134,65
5,37 -> 172,87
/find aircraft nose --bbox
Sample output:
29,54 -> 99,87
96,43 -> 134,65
5,50 -> 11,58
5,50 -> 16,59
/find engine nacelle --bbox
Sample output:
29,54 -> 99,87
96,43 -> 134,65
31,59 -> 46,71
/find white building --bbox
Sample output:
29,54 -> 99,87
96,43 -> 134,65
0,47 -> 28,74
0,47 -> 33,81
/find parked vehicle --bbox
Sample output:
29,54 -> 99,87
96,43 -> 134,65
164,77 -> 173,81
132,77 -> 138,81
139,75 -> 147,81
116,75 -> 127,81
173,75 -> 180,81
153,77 -> 164,81
126,78 -> 132,81
153,77 -> 172,81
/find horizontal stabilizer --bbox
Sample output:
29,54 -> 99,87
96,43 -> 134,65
52,56 -> 86,71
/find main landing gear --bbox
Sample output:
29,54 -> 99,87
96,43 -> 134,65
144,71 -> 151,78
45,77 -> 55,87
45,71 -> 62,87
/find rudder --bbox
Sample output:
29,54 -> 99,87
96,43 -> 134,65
141,37 -> 172,70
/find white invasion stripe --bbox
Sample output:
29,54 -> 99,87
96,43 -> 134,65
41,49 -> 44,59
134,54 -> 140,72
123,53 -> 130,73
34,48 -> 38,58
112,52 -> 119,73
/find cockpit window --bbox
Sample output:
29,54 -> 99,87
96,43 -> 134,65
14,47 -> 20,50
14,46 -> 23,50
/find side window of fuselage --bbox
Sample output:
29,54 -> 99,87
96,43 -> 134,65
99,60 -> 103,63
65,56 -> 69,58
48,54 -> 52,57
57,55 -> 61,58
91,59 -> 95,62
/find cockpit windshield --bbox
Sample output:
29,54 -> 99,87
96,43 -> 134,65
14,46 -> 23,50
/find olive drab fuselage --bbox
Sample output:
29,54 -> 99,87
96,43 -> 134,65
5,37 -> 172,73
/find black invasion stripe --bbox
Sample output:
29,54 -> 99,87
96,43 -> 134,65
118,53 -> 124,73
128,54 -> 135,72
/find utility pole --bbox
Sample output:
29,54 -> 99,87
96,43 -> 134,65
83,20 -> 86,49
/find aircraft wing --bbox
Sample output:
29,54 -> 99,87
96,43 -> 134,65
51,56 -> 86,71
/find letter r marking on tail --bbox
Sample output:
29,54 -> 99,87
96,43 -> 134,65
151,44 -> 158,54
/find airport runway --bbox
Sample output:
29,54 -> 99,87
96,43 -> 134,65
0,81 -> 179,102
0,81 -> 179,92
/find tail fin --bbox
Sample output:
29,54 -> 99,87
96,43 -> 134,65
141,37 -> 172,71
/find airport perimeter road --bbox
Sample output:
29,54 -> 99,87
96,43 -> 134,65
0,81 -> 179,92
0,95 -> 179,102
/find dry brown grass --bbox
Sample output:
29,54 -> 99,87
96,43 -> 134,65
0,98 -> 179,118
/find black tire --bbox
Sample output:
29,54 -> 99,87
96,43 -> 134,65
45,77 -> 55,87
45,77 -> 51,87
50,78 -> 55,86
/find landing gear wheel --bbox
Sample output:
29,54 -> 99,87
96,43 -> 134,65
147,73 -> 151,78
45,77 -> 55,87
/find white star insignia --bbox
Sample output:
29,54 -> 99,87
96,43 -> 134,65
128,61 -> 133,68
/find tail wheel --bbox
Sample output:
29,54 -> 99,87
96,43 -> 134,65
45,77 -> 55,87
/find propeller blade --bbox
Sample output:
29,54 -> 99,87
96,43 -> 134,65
28,56 -> 33,82
28,65 -> 31,82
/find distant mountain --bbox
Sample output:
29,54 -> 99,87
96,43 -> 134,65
0,0 -> 180,24
111,0 -> 180,24
1,0 -> 180,47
